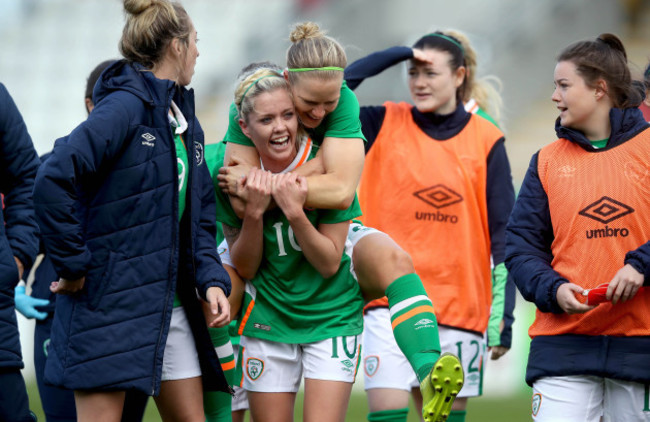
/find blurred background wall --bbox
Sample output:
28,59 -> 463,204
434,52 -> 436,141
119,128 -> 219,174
3,0 -> 650,399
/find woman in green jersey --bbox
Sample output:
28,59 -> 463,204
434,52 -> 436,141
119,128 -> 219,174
216,66 -> 363,422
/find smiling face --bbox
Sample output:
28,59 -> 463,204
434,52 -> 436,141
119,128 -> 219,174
552,60 -> 602,133
407,48 -> 464,115
289,73 -> 342,128
240,87 -> 299,173
178,22 -> 199,87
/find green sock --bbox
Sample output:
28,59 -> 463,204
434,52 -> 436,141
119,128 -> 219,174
386,273 -> 441,382
204,325 -> 235,422
367,407 -> 409,422
448,409 -> 467,422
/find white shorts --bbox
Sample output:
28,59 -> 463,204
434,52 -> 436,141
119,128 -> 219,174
161,306 -> 202,381
533,375 -> 650,422
347,221 -> 382,247
231,343 -> 249,412
362,308 -> 486,397
346,221 -> 382,280
241,335 -> 361,393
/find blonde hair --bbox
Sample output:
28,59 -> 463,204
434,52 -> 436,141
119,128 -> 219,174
234,67 -> 290,122
441,29 -> 503,125
119,0 -> 192,69
286,22 -> 346,84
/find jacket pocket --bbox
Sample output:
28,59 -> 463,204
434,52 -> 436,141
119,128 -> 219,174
88,251 -> 118,310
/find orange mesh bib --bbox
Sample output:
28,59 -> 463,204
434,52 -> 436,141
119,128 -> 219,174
358,102 -> 503,332
531,130 -> 650,337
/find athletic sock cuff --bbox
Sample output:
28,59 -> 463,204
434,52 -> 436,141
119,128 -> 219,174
209,325 -> 231,346
385,273 -> 427,304
367,407 -> 410,422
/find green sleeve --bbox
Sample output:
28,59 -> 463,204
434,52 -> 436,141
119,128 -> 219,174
204,142 -> 226,178
211,143 -> 243,230
319,81 -> 366,142
222,102 -> 254,146
475,107 -> 500,128
487,262 -> 508,347
319,195 -> 362,224
215,186 -> 243,229
204,142 -> 228,243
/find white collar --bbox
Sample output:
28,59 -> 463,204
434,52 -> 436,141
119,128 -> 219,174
168,101 -> 188,135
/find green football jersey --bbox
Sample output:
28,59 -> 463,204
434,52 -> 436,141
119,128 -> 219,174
214,138 -> 364,344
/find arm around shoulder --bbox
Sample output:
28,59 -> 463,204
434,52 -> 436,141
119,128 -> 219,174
304,136 -> 365,209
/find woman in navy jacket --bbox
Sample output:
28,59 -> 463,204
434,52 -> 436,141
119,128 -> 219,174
33,1 -> 231,421
0,82 -> 40,422
505,34 -> 650,421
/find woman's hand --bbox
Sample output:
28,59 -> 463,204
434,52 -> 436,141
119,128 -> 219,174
243,168 -> 273,218
218,156 -> 253,197
556,283 -> 596,314
272,173 -> 308,219
607,264 -> 644,304
206,286 -> 230,328
412,48 -> 436,64
50,277 -> 86,295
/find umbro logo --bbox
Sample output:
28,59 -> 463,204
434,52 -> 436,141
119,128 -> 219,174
414,318 -> 435,329
578,196 -> 634,224
141,133 -> 156,147
253,323 -> 271,331
558,165 -> 575,177
413,184 -> 463,209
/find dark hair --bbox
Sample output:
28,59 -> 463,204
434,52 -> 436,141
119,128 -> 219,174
557,33 -> 643,108
644,61 -> 650,92
412,31 -> 467,103
85,60 -> 117,101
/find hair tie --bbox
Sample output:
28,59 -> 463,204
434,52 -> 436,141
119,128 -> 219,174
424,33 -> 464,55
287,66 -> 344,72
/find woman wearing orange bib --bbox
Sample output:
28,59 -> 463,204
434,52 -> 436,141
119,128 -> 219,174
347,30 -> 516,422
505,33 -> 650,422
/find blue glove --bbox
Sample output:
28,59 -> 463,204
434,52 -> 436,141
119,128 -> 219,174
14,285 -> 50,320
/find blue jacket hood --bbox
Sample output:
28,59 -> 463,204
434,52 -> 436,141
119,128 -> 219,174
555,107 -> 649,150
93,60 -> 175,108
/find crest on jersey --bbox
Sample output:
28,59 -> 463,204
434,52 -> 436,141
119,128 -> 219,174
532,393 -> 542,416
194,141 -> 204,166
364,356 -> 379,377
246,358 -> 264,380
